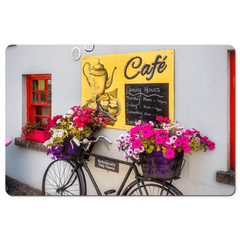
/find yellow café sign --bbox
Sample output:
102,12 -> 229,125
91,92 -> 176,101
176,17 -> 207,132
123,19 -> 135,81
82,50 -> 174,130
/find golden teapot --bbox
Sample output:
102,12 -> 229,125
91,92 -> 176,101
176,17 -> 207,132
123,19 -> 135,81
83,59 -> 117,97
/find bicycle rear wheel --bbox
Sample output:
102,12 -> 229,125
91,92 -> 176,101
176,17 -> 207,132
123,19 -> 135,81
42,159 -> 86,196
124,180 -> 183,196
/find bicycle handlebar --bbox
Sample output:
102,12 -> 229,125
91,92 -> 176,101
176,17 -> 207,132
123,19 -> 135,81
74,135 -> 113,151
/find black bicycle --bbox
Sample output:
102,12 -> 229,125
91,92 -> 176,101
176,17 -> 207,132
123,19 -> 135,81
42,135 -> 184,196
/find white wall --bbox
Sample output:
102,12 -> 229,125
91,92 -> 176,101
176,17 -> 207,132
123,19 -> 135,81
5,45 -> 235,195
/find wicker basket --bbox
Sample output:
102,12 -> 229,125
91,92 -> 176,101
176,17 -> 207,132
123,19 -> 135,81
139,150 -> 184,180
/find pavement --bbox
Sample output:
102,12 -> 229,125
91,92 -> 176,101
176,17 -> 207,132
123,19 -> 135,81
5,175 -> 42,196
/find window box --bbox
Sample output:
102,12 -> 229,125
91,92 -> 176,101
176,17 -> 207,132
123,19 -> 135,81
24,128 -> 50,143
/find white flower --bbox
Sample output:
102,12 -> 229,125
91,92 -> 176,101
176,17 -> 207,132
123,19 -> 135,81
176,131 -> 182,136
135,120 -> 141,126
119,134 -> 125,141
68,109 -> 74,115
149,121 -> 154,126
43,137 -> 53,146
169,136 -> 177,144
138,146 -> 145,153
56,119 -> 61,124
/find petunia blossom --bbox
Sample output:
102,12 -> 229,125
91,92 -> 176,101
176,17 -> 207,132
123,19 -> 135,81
165,149 -> 175,159
132,139 -> 142,149
175,138 -> 182,147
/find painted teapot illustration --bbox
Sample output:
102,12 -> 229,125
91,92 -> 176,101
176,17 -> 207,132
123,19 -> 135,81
83,59 -> 117,109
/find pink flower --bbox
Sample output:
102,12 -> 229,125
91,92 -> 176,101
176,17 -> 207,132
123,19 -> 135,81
156,116 -> 171,123
142,128 -> 152,138
175,138 -> 182,147
181,136 -> 190,145
155,136 -> 164,145
164,143 -> 172,149
193,128 -> 200,134
156,116 -> 163,122
130,126 -> 141,135
208,141 -> 215,151
183,145 -> 190,153
162,135 -> 169,142
165,149 -> 175,159
163,117 -> 171,123
132,139 -> 142,149
200,136 -> 208,143
78,122 -> 85,128
185,129 -> 194,136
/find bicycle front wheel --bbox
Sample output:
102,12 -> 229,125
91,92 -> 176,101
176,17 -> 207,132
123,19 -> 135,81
42,159 -> 86,196
125,180 -> 183,196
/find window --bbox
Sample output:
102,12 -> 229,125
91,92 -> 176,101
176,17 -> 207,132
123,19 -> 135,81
27,74 -> 52,125
229,51 -> 235,170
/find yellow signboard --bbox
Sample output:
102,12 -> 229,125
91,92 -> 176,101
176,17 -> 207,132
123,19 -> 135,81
82,50 -> 174,130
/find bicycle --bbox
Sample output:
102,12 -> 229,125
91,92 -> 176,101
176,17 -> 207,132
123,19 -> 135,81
42,135 -> 185,196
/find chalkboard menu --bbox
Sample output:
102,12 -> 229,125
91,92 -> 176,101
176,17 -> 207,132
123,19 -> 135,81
125,83 -> 169,125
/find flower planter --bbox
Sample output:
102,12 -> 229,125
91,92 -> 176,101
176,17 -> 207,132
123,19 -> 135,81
64,136 -> 96,159
65,138 -> 79,154
25,128 -> 51,143
139,151 -> 184,180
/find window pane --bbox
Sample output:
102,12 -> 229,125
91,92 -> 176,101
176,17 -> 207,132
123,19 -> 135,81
48,80 -> 52,91
35,106 -> 42,115
48,93 -> 51,104
32,80 -> 38,90
36,117 -> 41,123
38,80 -> 45,90
40,92 -> 46,103
43,118 -> 48,125
43,106 -> 50,116
32,92 -> 38,103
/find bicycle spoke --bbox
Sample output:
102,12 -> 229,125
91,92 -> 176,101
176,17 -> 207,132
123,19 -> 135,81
127,182 -> 181,196
42,159 -> 84,196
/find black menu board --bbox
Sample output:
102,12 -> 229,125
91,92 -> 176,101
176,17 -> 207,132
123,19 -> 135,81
125,83 -> 169,126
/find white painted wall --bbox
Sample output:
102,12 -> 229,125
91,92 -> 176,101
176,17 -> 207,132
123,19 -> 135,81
5,45 -> 235,195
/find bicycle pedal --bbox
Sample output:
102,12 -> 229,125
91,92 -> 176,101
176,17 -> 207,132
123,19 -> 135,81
104,189 -> 116,195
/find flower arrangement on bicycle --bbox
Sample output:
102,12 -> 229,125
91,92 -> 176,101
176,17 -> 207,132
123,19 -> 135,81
116,116 -> 215,162
43,105 -> 109,160
116,116 -> 215,179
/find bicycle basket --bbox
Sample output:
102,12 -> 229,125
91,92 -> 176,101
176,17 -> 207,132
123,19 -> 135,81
139,151 -> 184,180
62,136 -> 95,160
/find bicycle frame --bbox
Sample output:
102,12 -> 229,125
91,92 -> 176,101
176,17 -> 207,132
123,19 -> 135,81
80,151 -> 142,195
55,143 -> 183,196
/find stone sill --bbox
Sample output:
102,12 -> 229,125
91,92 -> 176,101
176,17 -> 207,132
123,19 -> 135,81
216,170 -> 235,186
15,138 -> 47,153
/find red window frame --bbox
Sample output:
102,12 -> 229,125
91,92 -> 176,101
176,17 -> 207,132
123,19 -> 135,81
229,51 -> 235,170
27,74 -> 52,125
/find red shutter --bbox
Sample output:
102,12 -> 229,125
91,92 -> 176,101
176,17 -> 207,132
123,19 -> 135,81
230,51 -> 235,170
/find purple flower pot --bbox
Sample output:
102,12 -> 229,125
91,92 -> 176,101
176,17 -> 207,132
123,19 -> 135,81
140,151 -> 184,180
